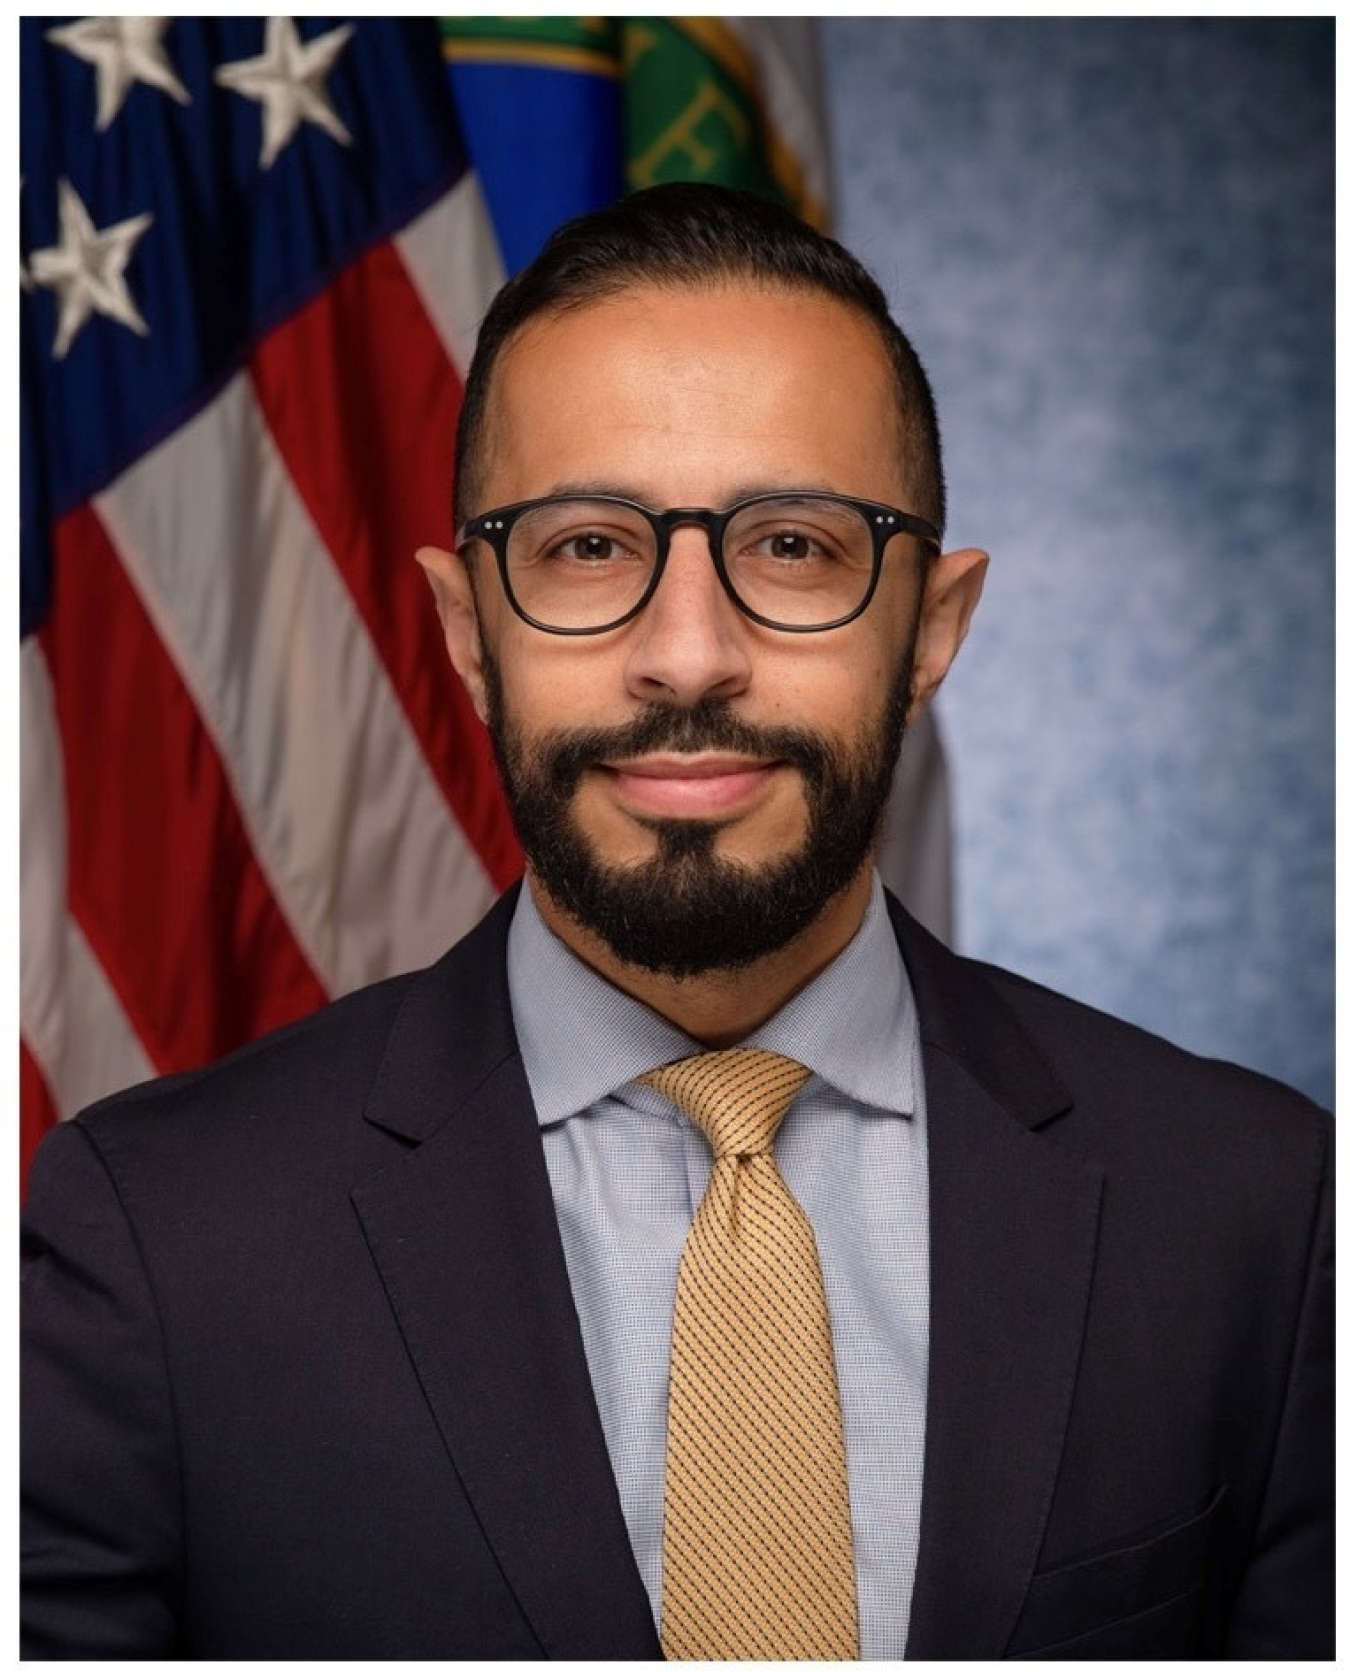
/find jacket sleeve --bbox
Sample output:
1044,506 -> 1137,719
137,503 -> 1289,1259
1224,1117 -> 1334,1659
22,1119 -> 183,1659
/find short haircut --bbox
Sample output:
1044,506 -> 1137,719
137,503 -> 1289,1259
453,181 -> 946,538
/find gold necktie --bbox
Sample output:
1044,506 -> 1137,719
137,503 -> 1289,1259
640,1048 -> 860,1660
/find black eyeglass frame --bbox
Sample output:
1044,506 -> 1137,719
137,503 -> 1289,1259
456,491 -> 943,636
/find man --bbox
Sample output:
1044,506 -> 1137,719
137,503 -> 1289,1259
23,184 -> 1331,1660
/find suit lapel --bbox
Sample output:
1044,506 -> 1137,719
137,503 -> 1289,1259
891,901 -> 1104,1660
351,891 -> 661,1660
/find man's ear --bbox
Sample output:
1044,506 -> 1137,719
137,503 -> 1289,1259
415,545 -> 490,725
908,546 -> 988,722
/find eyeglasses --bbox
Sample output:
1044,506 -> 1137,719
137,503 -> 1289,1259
456,491 -> 941,635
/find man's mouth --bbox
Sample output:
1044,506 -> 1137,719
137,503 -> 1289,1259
600,753 -> 782,819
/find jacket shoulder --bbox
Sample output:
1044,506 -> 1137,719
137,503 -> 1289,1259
888,892 -> 1328,1203
73,965 -> 418,1147
974,953 -> 1328,1129
60,889 -> 522,1170
956,952 -> 1331,1240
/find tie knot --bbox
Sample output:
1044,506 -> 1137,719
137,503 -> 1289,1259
639,1047 -> 812,1158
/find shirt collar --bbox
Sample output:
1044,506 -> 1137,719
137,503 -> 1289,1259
506,872 -> 918,1127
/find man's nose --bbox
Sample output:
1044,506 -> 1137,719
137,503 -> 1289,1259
623,526 -> 754,707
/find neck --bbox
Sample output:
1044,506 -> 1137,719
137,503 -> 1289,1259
527,866 -> 874,1047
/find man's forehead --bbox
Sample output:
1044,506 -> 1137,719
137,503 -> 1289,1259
471,280 -> 910,514
496,278 -> 888,374
487,282 -> 898,432
538,475 -> 855,504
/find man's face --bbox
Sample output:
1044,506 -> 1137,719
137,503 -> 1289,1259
434,283 -> 966,976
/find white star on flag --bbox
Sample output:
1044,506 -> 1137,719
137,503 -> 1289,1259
46,17 -> 191,133
28,179 -> 154,360
214,19 -> 355,170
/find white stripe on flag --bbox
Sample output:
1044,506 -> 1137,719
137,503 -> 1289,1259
396,171 -> 507,381
21,639 -> 156,1116
94,374 -> 495,999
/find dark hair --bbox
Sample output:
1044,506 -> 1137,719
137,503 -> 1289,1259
453,181 -> 945,538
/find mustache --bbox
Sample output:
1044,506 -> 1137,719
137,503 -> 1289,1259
525,700 -> 833,795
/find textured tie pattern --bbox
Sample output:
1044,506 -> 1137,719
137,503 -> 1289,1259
640,1048 -> 860,1660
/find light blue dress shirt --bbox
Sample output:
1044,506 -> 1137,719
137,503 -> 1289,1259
506,872 -> 929,1659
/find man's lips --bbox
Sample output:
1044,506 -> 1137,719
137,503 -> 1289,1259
599,753 -> 781,818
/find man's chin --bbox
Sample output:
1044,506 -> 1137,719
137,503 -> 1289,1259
629,813 -> 733,866
530,836 -> 861,980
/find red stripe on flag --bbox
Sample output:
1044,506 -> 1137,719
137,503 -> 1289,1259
249,239 -> 523,890
41,505 -> 330,1075
20,1040 -> 60,1202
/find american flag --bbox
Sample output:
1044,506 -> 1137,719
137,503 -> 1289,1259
21,18 -> 521,1183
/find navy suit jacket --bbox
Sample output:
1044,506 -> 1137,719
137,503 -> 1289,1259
22,889 -> 1333,1658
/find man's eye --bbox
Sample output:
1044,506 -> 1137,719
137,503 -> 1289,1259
549,532 -> 626,562
768,530 -> 815,560
748,527 -> 831,562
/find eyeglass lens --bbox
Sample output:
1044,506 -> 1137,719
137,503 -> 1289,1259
504,497 -> 878,630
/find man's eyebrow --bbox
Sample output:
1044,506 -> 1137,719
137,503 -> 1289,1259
544,479 -> 848,504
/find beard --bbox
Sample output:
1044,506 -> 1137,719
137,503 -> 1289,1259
480,644 -> 913,978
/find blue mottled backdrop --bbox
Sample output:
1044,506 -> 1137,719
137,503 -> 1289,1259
821,19 -> 1333,1107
